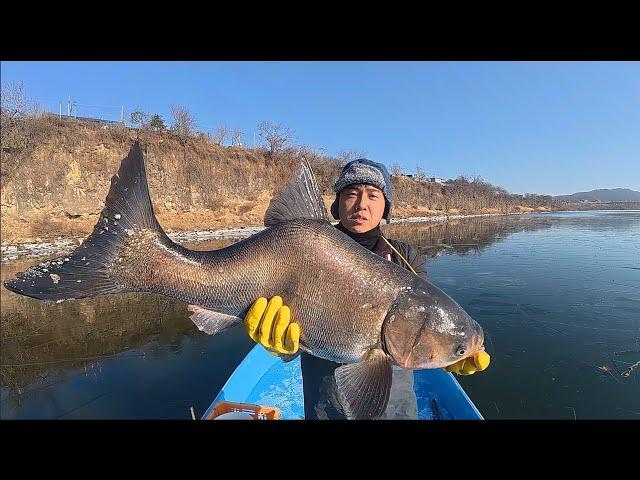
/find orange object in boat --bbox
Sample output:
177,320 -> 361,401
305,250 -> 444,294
206,400 -> 281,420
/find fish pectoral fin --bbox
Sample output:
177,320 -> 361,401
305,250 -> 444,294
334,349 -> 393,420
187,305 -> 242,335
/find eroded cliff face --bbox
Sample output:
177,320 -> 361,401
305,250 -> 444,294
0,122 -> 318,244
1,118 -> 554,246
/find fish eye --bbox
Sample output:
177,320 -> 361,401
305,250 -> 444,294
455,344 -> 467,356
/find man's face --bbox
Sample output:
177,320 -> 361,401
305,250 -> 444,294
338,184 -> 386,233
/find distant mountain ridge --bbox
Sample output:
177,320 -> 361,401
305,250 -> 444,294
556,188 -> 640,203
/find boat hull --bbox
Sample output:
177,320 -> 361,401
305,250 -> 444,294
202,346 -> 483,420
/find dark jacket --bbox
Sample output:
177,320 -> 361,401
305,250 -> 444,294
300,224 -> 427,419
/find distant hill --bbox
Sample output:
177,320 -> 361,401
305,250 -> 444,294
556,188 -> 640,203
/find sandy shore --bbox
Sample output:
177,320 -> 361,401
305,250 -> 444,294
1,212 -> 532,262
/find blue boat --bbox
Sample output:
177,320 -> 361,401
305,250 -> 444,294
202,345 -> 483,420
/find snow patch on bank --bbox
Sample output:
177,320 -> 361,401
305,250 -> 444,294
1,212 -> 533,262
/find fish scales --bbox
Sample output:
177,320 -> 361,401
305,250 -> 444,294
108,219 -> 407,363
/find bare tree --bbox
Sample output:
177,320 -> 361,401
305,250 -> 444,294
129,110 -> 149,129
336,149 -> 368,165
212,125 -> 228,146
390,162 -> 403,176
1,81 -> 41,153
257,121 -> 295,155
296,145 -> 326,161
170,104 -> 196,145
414,165 -> 427,181
231,129 -> 243,147
1,81 -> 29,120
196,131 -> 213,143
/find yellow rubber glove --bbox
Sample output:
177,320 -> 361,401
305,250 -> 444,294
245,296 -> 300,356
445,350 -> 491,376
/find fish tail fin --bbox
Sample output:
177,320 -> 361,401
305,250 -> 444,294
3,141 -> 173,301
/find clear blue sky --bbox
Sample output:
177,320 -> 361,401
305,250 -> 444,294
2,61 -> 638,196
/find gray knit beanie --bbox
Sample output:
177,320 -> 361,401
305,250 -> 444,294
330,158 -> 393,222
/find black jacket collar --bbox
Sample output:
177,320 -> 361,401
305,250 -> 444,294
335,222 -> 382,251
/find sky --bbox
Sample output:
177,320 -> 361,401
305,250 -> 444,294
1,61 -> 638,196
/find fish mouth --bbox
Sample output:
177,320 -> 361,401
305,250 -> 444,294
400,345 -> 487,370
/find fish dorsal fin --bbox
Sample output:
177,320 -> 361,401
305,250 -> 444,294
187,305 -> 242,335
264,158 -> 329,227
334,348 -> 393,420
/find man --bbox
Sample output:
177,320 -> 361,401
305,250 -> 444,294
245,159 -> 489,419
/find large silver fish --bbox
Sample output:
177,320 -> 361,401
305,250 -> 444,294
4,141 -> 485,419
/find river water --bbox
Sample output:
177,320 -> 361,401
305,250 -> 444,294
1,211 -> 638,419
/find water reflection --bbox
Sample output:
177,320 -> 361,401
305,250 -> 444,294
384,210 -> 640,257
1,239 -> 244,418
383,214 -> 552,257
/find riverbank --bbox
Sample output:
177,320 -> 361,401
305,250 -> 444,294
2,117 -> 567,248
1,211 -> 537,262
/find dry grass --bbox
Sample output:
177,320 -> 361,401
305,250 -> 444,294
1,117 -> 563,245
